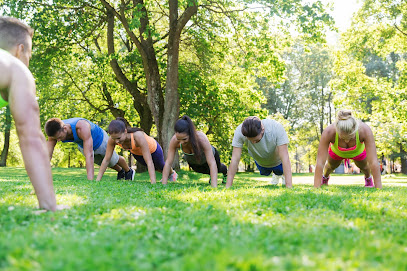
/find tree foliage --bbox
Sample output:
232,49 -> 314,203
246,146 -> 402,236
333,0 -> 407,172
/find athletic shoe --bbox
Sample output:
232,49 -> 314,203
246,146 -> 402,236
281,175 -> 286,186
364,176 -> 374,187
321,175 -> 330,186
117,169 -> 125,180
169,171 -> 178,182
125,168 -> 135,181
270,174 -> 279,185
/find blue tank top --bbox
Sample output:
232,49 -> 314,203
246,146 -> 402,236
62,118 -> 104,149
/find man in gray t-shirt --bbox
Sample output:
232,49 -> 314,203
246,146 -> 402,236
225,116 -> 292,188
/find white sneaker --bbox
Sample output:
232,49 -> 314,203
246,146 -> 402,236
270,174 -> 279,185
281,175 -> 285,185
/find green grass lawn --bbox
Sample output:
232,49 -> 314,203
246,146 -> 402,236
1,167 -> 407,271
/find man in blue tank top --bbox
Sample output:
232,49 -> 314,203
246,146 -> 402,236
0,16 -> 63,211
45,118 -> 134,181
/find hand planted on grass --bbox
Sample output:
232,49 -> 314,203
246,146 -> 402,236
33,204 -> 71,215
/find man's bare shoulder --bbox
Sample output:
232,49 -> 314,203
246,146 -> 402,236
0,51 -> 14,90
76,119 -> 92,137
0,51 -> 33,90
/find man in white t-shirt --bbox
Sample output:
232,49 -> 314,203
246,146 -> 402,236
225,116 -> 293,188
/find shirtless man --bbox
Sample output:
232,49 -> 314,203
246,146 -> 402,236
0,16 -> 60,211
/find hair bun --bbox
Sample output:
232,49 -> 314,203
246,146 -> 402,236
337,110 -> 352,121
116,117 -> 130,127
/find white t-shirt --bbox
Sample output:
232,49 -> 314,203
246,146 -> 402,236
232,119 -> 289,168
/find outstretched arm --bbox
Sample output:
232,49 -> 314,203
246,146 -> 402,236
225,147 -> 242,188
362,124 -> 382,188
276,144 -> 292,188
161,136 -> 177,185
7,60 -> 56,210
199,132 -> 218,188
46,139 -> 57,161
314,127 -> 332,188
76,120 -> 94,180
96,138 -> 115,181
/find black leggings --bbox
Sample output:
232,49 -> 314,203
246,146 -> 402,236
188,148 -> 227,176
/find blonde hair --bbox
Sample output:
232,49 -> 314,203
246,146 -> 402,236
335,110 -> 359,135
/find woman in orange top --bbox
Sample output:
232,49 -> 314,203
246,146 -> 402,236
314,110 -> 382,188
96,118 -> 176,184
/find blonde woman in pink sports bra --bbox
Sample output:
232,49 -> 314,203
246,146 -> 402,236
314,110 -> 382,188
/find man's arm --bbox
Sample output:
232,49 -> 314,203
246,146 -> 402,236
76,120 -> 94,180
225,147 -> 242,188
46,140 -> 57,161
276,144 -> 292,188
8,60 -> 56,210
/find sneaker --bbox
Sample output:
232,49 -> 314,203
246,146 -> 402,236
364,176 -> 374,187
169,171 -> 178,182
321,175 -> 330,186
125,168 -> 135,181
117,169 -> 125,180
270,173 -> 279,185
281,175 -> 285,186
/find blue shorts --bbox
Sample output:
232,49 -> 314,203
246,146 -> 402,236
255,162 -> 283,176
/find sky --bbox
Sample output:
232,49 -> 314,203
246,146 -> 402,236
327,0 -> 363,44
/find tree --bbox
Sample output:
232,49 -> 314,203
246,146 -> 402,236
2,0 -> 334,158
261,41 -> 334,146
0,106 -> 11,167
333,0 -> 407,173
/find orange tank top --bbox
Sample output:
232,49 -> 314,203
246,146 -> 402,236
118,132 -> 157,155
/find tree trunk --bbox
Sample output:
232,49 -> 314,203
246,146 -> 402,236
327,92 -> 332,124
320,86 -> 324,134
102,0 -> 197,157
0,106 -> 11,167
401,143 -> 407,174
161,0 -> 181,158
392,157 -> 395,173
68,150 -> 71,168
105,9 -> 153,134
161,0 -> 197,168
172,151 -> 180,171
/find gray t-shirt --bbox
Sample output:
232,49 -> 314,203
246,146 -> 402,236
232,119 -> 289,168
